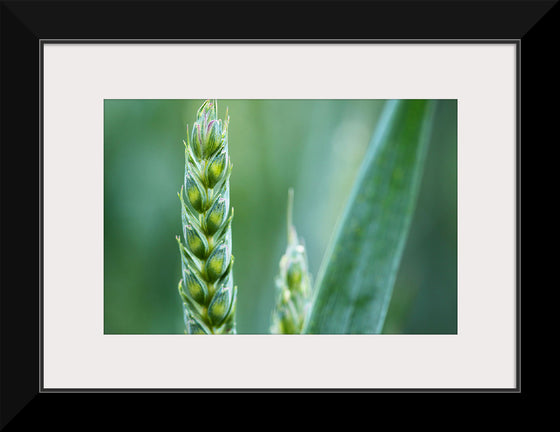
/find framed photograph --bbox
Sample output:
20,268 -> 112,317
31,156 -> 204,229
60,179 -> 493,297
1,0 -> 549,423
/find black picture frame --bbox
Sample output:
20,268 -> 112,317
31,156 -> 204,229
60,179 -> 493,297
1,0 -> 553,426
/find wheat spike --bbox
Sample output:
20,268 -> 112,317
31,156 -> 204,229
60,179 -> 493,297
177,99 -> 236,334
270,188 -> 312,334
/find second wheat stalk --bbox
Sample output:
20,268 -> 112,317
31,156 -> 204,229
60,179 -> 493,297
270,188 -> 312,334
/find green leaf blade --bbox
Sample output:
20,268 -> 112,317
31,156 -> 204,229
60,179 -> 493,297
303,100 -> 438,334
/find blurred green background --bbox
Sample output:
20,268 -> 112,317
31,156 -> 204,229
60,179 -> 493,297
104,99 -> 457,334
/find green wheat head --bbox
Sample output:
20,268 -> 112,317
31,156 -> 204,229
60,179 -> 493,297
270,189 -> 312,334
176,99 -> 237,334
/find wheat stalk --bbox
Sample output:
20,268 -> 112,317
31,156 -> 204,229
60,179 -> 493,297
176,99 -> 236,334
270,188 -> 312,334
